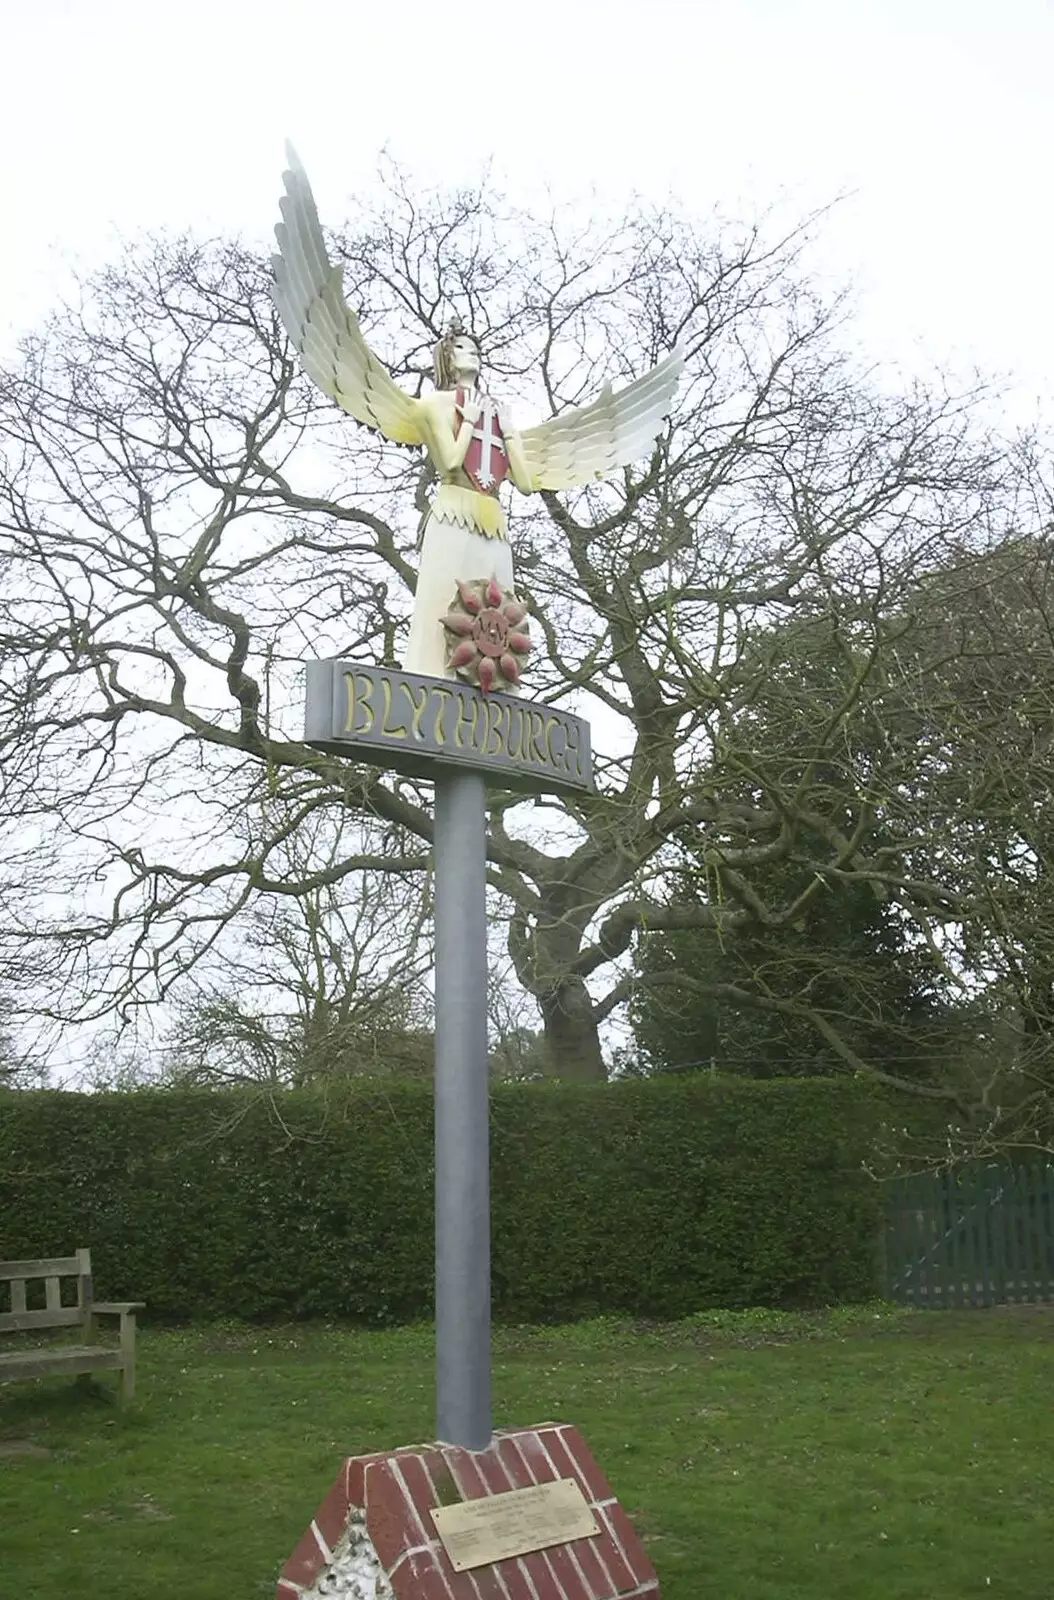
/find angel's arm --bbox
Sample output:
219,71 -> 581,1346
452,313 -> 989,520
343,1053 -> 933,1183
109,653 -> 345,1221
502,420 -> 536,495
416,393 -> 480,476
272,145 -> 423,446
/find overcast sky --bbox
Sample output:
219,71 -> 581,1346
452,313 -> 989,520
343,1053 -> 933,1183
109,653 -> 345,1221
2,0 -> 1051,421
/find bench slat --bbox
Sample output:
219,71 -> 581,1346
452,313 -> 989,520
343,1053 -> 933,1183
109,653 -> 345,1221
0,1307 -> 85,1334
45,1276 -> 61,1311
10,1280 -> 26,1314
0,1346 -> 123,1382
0,1257 -> 82,1280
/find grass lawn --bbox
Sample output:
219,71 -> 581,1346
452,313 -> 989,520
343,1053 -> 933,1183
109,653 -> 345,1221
1,1304 -> 1052,1598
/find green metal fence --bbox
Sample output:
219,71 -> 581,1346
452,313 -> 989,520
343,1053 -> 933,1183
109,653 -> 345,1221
883,1163 -> 1054,1307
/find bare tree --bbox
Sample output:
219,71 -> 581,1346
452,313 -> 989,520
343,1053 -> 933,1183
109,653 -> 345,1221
0,1012 -> 46,1088
151,803 -> 435,1086
0,169 -> 1029,1092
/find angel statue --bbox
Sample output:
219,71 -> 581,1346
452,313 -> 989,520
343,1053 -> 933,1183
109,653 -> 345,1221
272,147 -> 683,691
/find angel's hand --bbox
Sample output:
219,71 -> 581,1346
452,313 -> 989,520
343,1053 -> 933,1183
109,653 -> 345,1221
457,395 -> 482,428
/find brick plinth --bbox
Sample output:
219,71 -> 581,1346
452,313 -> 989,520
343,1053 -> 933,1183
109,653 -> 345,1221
277,1422 -> 660,1598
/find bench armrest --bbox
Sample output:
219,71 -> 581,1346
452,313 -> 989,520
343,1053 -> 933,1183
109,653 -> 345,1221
84,1301 -> 143,1401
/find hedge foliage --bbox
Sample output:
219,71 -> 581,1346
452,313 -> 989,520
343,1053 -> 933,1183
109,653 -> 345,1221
0,1077 -> 883,1323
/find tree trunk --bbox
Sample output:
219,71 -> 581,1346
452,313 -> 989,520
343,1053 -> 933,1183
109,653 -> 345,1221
539,978 -> 607,1083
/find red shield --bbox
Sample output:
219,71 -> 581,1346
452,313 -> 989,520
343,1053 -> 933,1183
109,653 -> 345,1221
456,388 -> 509,495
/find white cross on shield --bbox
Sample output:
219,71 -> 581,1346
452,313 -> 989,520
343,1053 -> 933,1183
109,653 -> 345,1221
470,400 -> 507,490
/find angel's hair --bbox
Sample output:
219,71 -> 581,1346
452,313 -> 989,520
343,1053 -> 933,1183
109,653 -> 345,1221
433,316 -> 481,390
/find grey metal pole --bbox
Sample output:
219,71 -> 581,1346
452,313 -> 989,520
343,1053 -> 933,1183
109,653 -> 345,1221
433,768 -> 491,1449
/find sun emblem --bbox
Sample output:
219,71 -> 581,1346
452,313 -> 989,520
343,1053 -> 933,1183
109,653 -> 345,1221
441,577 -> 531,694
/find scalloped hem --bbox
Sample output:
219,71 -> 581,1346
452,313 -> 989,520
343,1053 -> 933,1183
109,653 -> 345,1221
430,483 -> 507,539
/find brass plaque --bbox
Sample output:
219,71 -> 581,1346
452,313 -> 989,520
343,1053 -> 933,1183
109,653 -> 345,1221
430,1477 -> 599,1572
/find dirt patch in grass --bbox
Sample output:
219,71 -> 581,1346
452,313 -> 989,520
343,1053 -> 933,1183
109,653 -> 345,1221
0,1439 -> 51,1459
892,1305 -> 1054,1340
85,1496 -> 173,1523
987,1303 -> 1054,1322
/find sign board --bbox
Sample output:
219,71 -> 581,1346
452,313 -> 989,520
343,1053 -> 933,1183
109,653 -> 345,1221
430,1477 -> 599,1572
304,659 -> 593,796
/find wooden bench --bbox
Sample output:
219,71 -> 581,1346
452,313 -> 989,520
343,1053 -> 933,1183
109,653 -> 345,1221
0,1250 -> 144,1402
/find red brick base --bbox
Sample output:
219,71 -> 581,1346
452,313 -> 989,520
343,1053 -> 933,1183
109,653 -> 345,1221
277,1422 -> 660,1598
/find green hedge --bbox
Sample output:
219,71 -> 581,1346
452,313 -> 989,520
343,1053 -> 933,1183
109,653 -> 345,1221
0,1078 -> 883,1323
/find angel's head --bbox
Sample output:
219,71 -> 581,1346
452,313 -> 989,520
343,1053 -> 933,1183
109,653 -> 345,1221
433,316 -> 481,389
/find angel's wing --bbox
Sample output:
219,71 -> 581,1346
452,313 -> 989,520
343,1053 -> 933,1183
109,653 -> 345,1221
271,145 -> 422,447
519,347 -> 684,491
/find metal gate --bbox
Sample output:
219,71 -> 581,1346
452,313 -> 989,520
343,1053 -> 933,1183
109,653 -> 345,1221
884,1163 -> 1054,1307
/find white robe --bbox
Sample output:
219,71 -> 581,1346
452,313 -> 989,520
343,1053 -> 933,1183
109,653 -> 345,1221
403,507 -> 514,678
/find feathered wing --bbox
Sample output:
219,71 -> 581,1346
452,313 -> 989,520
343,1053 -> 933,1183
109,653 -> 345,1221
271,144 -> 422,447
518,346 -> 684,491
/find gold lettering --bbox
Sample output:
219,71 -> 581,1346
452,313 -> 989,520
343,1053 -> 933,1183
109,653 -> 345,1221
487,699 -> 507,756
379,675 -> 409,739
432,687 -> 454,746
401,680 -> 430,740
345,671 -> 376,735
454,692 -> 482,751
529,709 -> 548,764
563,717 -> 582,778
544,715 -> 565,767
477,698 -> 491,754
506,704 -> 527,762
